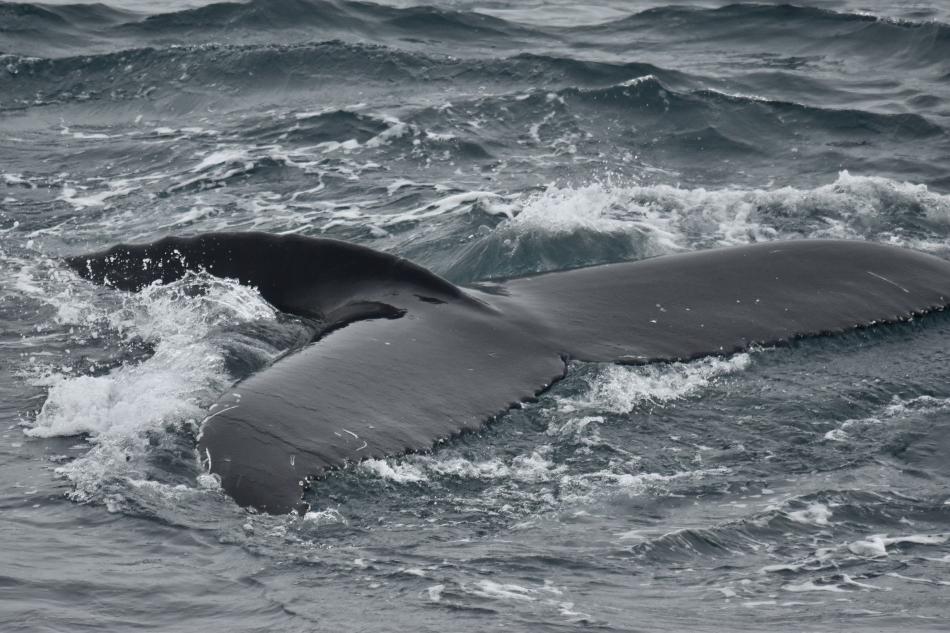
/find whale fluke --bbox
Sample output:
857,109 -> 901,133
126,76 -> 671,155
65,234 -> 950,512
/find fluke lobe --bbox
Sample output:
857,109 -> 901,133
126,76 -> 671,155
65,233 -> 950,513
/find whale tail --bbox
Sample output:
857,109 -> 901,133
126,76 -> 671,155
65,233 -> 950,512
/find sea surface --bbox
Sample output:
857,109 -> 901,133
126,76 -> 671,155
2,0 -> 950,630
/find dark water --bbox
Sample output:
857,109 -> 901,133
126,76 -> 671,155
3,1 -> 950,630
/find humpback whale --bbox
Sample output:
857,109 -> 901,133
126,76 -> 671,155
65,233 -> 950,513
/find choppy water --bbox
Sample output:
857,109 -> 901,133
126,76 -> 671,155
3,1 -> 950,630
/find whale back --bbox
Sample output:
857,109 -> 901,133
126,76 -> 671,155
65,234 -> 950,512
65,232 -> 472,324
507,240 -> 950,363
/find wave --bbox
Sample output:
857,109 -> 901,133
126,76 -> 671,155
695,88 -> 946,139
0,42 -> 694,113
6,1 -> 947,43
2,0 -> 947,79
2,35 -> 943,163
560,77 -> 944,140
589,3 -> 950,70
0,41 -> 426,109
426,171 -> 950,281
609,3 -> 878,28
420,75 -> 945,149
0,2 -> 139,56
506,52 -> 690,89
0,0 -> 546,57
0,1 -> 135,30
129,0 -> 538,40
601,3 -> 950,39
623,488 -> 950,568
246,108 -> 395,146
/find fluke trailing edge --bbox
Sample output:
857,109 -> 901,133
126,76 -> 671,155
65,233 -> 950,513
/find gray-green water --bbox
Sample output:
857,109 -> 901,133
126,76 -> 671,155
2,1 -> 950,630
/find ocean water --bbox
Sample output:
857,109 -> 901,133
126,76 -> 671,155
2,0 -> 950,630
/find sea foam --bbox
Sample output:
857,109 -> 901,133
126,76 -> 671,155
24,272 -> 283,505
